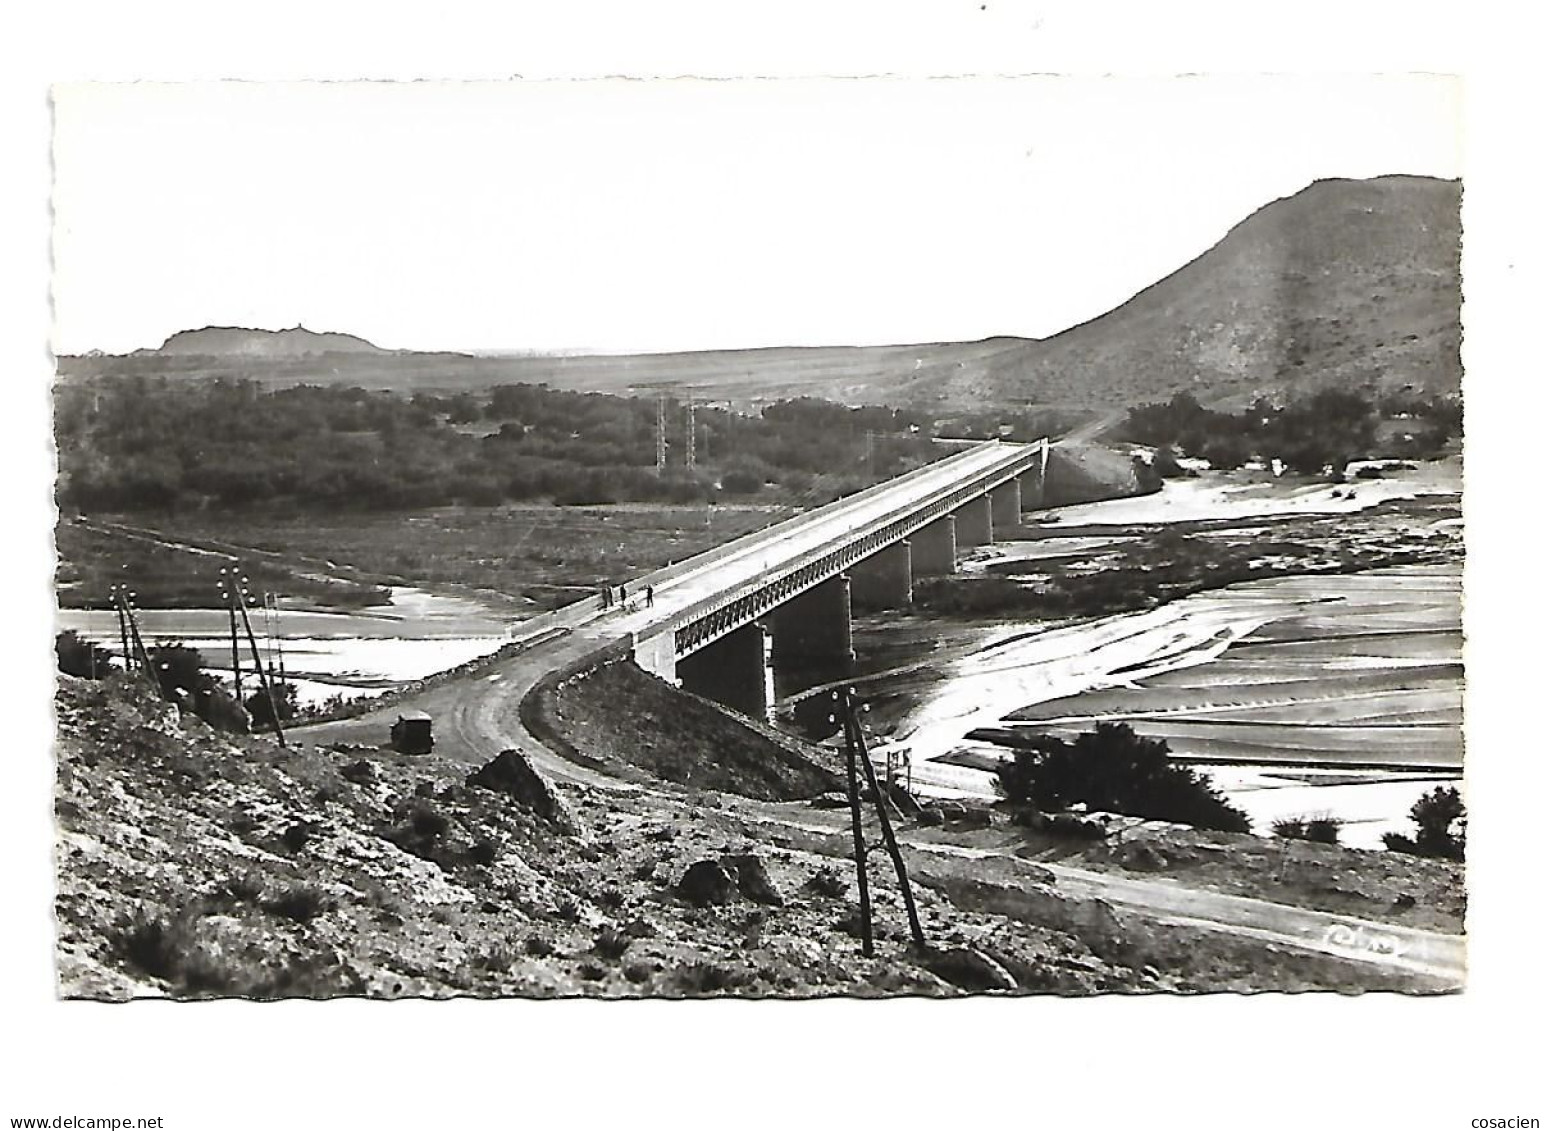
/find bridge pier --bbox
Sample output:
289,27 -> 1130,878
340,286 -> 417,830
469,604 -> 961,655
910,515 -> 957,576
1018,469 -> 1043,510
990,479 -> 1022,535
677,621 -> 770,720
956,495 -> 993,547
768,574 -> 854,666
850,541 -> 913,610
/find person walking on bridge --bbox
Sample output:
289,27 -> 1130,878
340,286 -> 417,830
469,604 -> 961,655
645,584 -> 654,608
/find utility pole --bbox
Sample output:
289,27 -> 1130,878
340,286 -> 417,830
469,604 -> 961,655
684,398 -> 697,468
835,688 -> 874,957
109,583 -> 131,674
116,588 -> 158,695
233,575 -> 286,746
270,593 -> 287,684
835,686 -> 927,955
655,396 -> 668,474
218,567 -> 243,705
847,694 -> 926,951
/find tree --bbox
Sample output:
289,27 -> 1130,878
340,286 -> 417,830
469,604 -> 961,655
147,642 -> 246,732
993,722 -> 1251,833
1384,786 -> 1465,861
245,680 -> 298,729
1199,431 -> 1253,470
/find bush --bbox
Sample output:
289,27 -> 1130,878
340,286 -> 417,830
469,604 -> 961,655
280,822 -> 316,853
1386,786 -> 1465,861
993,723 -> 1250,833
146,642 -> 247,732
112,915 -> 180,981
263,884 -> 336,923
409,803 -> 450,839
721,468 -> 765,495
1272,815 -> 1342,845
1304,817 -> 1342,845
245,680 -> 299,729
56,630 -> 113,679
593,927 -> 632,960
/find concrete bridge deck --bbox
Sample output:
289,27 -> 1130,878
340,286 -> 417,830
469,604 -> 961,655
297,439 -> 1046,751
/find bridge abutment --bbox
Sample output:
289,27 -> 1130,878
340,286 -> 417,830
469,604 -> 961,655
677,621 -> 771,720
1018,442 -> 1049,509
632,632 -> 678,681
956,495 -> 993,547
850,541 -> 913,610
910,515 -> 957,576
990,479 -> 1022,534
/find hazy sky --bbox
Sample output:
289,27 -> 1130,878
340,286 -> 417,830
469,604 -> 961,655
51,75 -> 1462,356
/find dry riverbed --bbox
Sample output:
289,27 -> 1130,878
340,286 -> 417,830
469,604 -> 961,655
842,461 -> 1464,848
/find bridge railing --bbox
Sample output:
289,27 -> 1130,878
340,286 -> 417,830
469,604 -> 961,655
657,439 -> 1046,655
496,439 -> 1041,649
628,438 -> 1036,596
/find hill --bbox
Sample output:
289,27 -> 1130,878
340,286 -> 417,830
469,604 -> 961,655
58,176 -> 1460,415
906,175 -> 1463,411
152,325 -> 391,357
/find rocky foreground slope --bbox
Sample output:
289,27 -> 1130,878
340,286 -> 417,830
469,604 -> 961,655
55,669 -> 1464,999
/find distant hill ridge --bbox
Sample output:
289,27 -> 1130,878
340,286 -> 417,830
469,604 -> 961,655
151,326 -> 391,357
69,175 -> 1461,412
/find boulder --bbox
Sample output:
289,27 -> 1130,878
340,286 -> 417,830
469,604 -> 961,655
675,860 -> 739,907
719,853 -> 784,906
1046,813 -> 1109,841
921,946 -> 1020,993
1070,898 -> 1128,960
1114,841 -> 1168,871
948,806 -> 994,829
341,759 -> 377,785
466,749 -> 578,834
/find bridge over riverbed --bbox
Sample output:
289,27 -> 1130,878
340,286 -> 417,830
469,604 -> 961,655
617,439 -> 1048,715
297,440 -> 1048,756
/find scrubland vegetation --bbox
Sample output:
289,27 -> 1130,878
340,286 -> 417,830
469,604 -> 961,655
1122,386 -> 1461,474
992,722 -> 1251,833
54,377 -> 940,514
